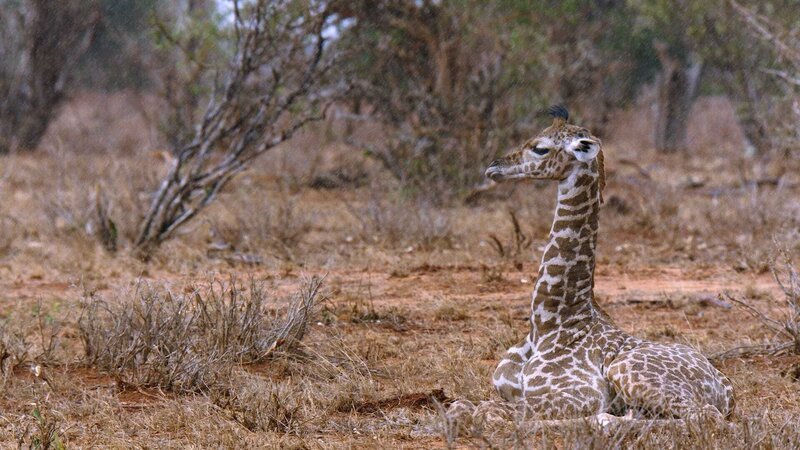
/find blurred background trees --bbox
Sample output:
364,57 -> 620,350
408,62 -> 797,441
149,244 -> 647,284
2,0 -> 796,159
334,1 -> 514,199
0,0 -> 798,250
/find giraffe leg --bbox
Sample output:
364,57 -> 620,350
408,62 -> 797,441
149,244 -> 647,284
606,343 -> 735,419
445,400 -> 518,436
472,400 -> 516,433
444,400 -> 476,436
492,336 -> 532,401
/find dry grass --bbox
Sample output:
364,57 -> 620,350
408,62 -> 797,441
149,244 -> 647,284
0,92 -> 800,446
79,276 -> 323,393
208,186 -> 317,263
342,185 -> 455,252
722,249 -> 800,358
446,410 -> 800,449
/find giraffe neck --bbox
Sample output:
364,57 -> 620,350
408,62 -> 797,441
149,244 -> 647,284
530,160 -> 601,347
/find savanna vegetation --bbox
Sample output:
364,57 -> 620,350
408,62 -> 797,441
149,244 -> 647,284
1,0 -> 799,447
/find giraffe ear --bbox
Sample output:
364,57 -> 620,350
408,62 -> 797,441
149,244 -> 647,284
567,138 -> 601,162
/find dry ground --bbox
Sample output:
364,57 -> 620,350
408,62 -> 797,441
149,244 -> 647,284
0,93 -> 799,448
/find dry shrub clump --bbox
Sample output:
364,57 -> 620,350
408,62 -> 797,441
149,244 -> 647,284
24,147 -> 158,258
79,276 -> 324,393
0,323 -> 29,385
209,187 -> 317,263
723,248 -> 800,357
487,209 -> 533,265
211,373 -> 305,433
0,301 -> 64,388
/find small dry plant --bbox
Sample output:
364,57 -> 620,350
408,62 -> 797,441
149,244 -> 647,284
0,323 -> 30,387
722,248 -> 800,357
487,210 -> 532,263
343,191 -> 453,251
18,406 -> 66,450
0,301 -> 63,393
79,276 -> 324,393
210,191 -> 315,263
211,372 -> 305,433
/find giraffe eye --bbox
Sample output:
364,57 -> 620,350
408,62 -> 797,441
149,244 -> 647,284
532,146 -> 549,156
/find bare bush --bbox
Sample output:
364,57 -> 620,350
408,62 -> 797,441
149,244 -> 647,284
721,249 -> 800,358
0,303 -> 63,390
212,373 -> 304,433
94,185 -> 118,254
210,190 -> 316,263
0,0 -> 100,153
487,210 -> 532,263
27,147 -> 154,259
20,406 -> 66,450
134,1 -> 341,255
79,276 -> 324,393
0,323 -> 29,384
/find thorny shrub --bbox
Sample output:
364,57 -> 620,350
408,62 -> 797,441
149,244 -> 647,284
487,210 -> 533,264
0,323 -> 29,383
211,373 -> 304,433
78,276 -> 324,393
724,248 -> 800,357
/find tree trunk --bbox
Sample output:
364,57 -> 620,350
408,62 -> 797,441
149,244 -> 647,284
729,75 -> 772,155
736,105 -> 771,155
653,42 -> 703,152
0,0 -> 99,153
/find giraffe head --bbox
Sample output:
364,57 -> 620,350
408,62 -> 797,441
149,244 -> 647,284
485,105 -> 605,199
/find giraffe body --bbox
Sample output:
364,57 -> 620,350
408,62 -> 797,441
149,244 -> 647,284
449,106 -> 734,430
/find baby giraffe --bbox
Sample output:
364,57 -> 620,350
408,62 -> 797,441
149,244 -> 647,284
447,106 -> 734,430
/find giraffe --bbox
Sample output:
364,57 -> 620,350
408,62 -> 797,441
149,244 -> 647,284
447,105 -> 734,432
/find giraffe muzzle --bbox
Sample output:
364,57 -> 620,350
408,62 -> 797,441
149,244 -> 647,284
485,156 -> 524,182
486,159 -> 505,181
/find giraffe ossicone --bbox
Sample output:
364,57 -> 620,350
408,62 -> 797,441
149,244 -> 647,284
448,106 -> 734,431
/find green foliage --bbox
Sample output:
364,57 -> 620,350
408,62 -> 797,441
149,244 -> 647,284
148,1 -> 229,151
498,0 -> 658,131
77,0 -> 160,89
30,407 -> 65,450
337,0 -> 517,199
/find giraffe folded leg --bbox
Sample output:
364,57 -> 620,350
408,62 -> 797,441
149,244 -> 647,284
606,343 -> 735,419
472,400 -> 516,433
444,400 -> 476,436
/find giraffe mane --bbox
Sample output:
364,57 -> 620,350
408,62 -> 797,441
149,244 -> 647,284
597,149 -> 606,204
548,104 -> 569,126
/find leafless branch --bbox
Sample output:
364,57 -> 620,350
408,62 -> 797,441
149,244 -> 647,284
729,0 -> 800,70
722,248 -> 800,358
134,0 -> 340,255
